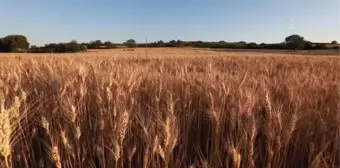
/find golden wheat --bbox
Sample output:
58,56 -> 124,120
0,48 -> 338,167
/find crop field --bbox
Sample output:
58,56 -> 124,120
0,48 -> 339,168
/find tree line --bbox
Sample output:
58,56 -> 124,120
0,34 -> 338,53
29,39 -> 137,53
139,35 -> 338,50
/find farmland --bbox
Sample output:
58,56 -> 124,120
0,48 -> 339,168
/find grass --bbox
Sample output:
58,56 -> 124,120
0,48 -> 339,168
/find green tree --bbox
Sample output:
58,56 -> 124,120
247,42 -> 258,49
88,40 -> 103,49
170,40 -> 176,44
41,41 -> 86,53
331,40 -> 338,44
67,40 -> 81,52
104,41 -> 116,49
284,34 -> 305,50
124,39 -> 136,48
304,41 -> 313,49
0,35 -> 30,52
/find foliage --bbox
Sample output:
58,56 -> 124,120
87,40 -> 103,49
124,39 -> 137,48
247,42 -> 258,49
67,40 -> 81,52
32,41 -> 87,53
80,44 -> 88,52
0,35 -> 29,52
1,34 -> 338,53
304,41 -> 313,49
104,41 -> 117,49
284,34 -> 305,50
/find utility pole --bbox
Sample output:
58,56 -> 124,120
145,37 -> 148,57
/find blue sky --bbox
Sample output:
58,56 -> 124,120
0,0 -> 339,45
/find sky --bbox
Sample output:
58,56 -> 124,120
0,0 -> 339,46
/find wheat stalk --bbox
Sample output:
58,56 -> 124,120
61,130 -> 72,151
75,126 -> 82,140
249,115 -> 257,168
0,91 -> 22,168
231,147 -> 241,168
41,116 -> 50,135
49,144 -> 62,168
283,112 -> 298,146
119,110 -> 130,144
70,105 -> 77,123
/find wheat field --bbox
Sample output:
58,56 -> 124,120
0,48 -> 339,168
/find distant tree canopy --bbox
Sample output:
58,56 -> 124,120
32,40 -> 87,53
81,40 -> 117,49
124,39 -> 137,48
247,42 -> 258,49
87,40 -> 103,49
137,37 -> 338,50
1,34 -> 338,53
304,41 -> 313,50
0,35 -> 29,52
104,41 -> 117,49
284,34 -> 305,50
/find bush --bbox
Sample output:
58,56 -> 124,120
80,44 -> 88,52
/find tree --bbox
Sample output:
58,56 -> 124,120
284,34 -> 305,50
124,39 -> 136,48
88,40 -> 103,49
104,41 -> 116,49
0,35 -> 29,52
41,41 -> 86,53
67,40 -> 81,53
331,40 -> 338,44
304,41 -> 313,50
247,42 -> 258,49
157,40 -> 164,44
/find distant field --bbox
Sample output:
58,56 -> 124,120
1,47 -> 339,58
0,48 -> 339,168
